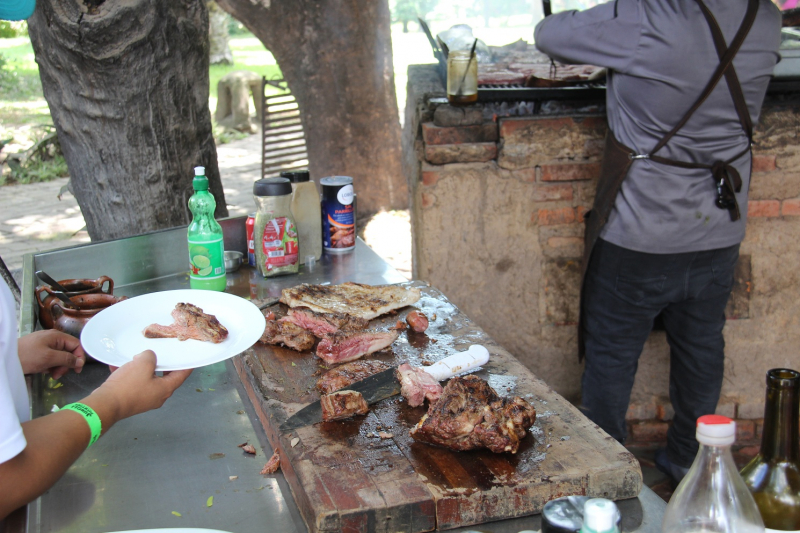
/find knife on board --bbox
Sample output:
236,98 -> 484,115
279,344 -> 491,432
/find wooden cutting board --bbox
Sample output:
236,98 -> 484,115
232,281 -> 642,533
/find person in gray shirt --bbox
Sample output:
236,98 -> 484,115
535,0 -> 780,484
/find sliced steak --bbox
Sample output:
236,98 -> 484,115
320,390 -> 369,421
260,314 -> 315,352
406,310 -> 429,333
143,303 -> 228,343
315,330 -> 399,365
396,363 -> 443,407
316,360 -> 392,394
281,307 -> 369,338
410,375 -> 536,454
280,282 -> 421,320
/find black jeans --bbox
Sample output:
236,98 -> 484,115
581,238 -> 739,468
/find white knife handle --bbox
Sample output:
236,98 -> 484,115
422,345 -> 490,382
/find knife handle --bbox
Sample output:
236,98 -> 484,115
423,345 -> 490,382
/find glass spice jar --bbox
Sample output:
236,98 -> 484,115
253,177 -> 299,277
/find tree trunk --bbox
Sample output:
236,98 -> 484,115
208,1 -> 233,65
216,0 -> 408,217
28,0 -> 227,242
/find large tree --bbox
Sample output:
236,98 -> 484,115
28,0 -> 227,241
216,0 -> 407,217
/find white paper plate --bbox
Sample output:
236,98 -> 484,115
81,290 -> 266,371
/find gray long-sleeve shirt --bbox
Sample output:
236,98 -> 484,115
535,0 -> 781,253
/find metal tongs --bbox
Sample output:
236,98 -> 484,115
36,270 -> 76,308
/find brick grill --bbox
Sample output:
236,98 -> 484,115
403,63 -> 800,447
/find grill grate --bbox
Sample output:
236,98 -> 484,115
477,82 -> 606,102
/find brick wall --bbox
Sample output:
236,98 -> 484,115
403,64 -> 800,441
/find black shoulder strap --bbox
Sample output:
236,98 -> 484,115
649,0 -> 759,156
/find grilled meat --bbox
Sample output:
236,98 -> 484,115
143,303 -> 228,343
396,363 -> 443,407
280,307 -> 369,338
320,390 -> 369,422
406,310 -> 429,333
410,375 -> 536,454
260,313 -> 315,351
280,282 -> 421,320
316,360 -> 392,394
315,330 -> 399,365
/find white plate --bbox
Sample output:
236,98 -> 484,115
81,290 -> 266,371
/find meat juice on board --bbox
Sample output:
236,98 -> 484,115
187,166 -> 226,291
253,177 -> 299,277
320,176 -> 355,253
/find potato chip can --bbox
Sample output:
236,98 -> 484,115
320,176 -> 355,253
246,213 -> 256,266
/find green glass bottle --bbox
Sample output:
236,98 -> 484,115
187,166 -> 226,291
741,368 -> 800,532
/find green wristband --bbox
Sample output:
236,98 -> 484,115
61,403 -> 102,447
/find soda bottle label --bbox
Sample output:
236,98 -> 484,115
261,217 -> 298,270
188,237 -> 225,280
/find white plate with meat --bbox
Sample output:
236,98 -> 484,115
80,290 -> 266,371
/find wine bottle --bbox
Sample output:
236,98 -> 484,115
740,368 -> 800,532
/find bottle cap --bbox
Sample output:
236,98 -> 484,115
582,498 -> 619,533
192,168 -> 209,191
542,495 -> 588,532
280,170 -> 311,183
696,414 -> 736,446
253,177 -> 292,197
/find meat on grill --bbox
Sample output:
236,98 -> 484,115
143,303 -> 228,343
316,359 -> 392,394
406,310 -> 429,333
410,375 -> 536,454
260,313 -> 315,351
320,390 -> 370,422
315,330 -> 399,365
396,363 -> 443,407
280,282 -> 421,320
280,307 -> 369,338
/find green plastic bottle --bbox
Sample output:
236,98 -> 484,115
187,166 -> 226,291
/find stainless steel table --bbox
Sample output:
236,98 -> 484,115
13,217 -> 665,533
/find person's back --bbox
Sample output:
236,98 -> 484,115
535,0 -> 781,253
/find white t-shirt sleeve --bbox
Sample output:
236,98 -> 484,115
0,280 -> 28,464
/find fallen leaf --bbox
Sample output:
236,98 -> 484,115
291,362 -> 296,366
209,388 -> 215,391
206,496 -> 213,507
172,511 -> 182,517
229,475 -> 238,481
290,438 -> 299,447
261,451 -> 281,474
241,444 -> 256,455
209,453 -> 225,460
196,388 -> 203,392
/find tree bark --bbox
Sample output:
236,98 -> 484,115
28,0 -> 227,242
216,0 -> 408,216
208,1 -> 233,65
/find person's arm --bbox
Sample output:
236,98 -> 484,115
0,350 -> 191,519
534,0 -> 642,72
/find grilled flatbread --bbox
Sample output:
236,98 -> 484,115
280,282 -> 421,320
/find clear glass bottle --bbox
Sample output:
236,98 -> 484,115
281,170 -> 322,264
253,177 -> 299,277
741,368 -> 800,532
662,415 -> 765,533
447,49 -> 478,106
187,166 -> 226,291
